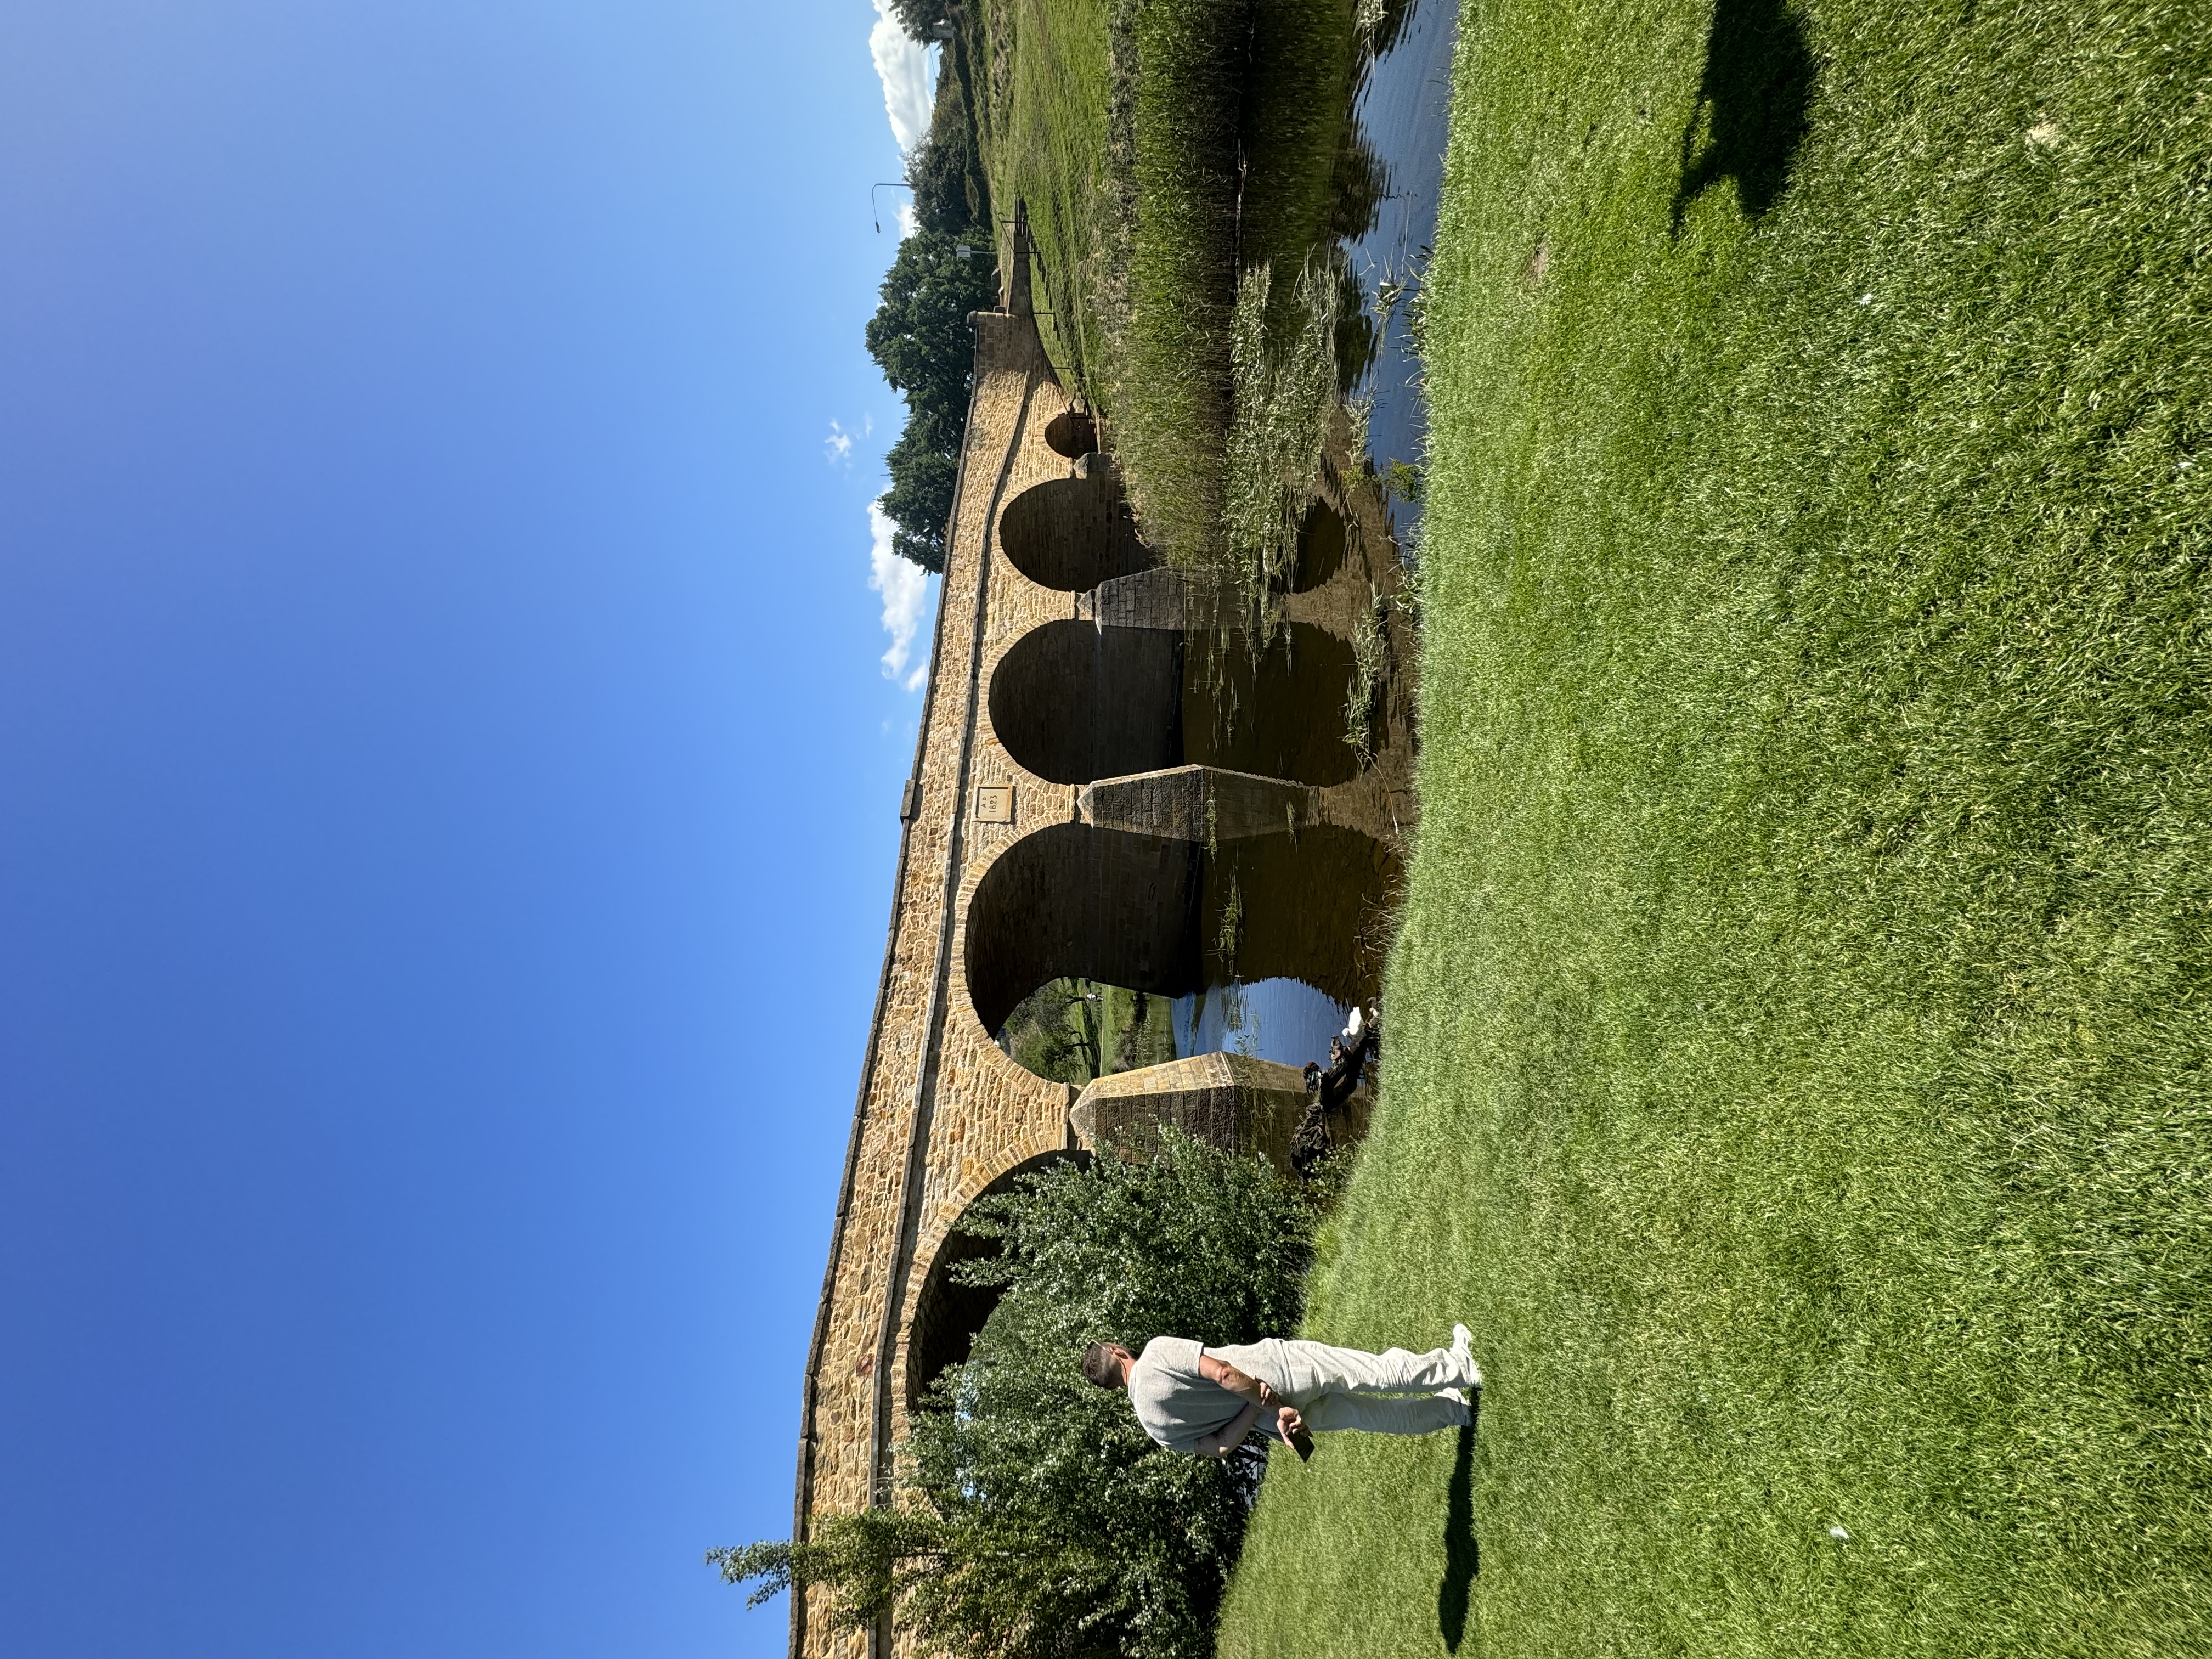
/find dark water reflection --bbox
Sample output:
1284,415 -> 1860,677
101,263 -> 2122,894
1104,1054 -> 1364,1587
1341,0 -> 1462,546
1131,20 -> 1457,1076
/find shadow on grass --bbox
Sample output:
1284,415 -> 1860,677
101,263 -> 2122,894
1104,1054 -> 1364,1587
1436,1419 -> 1479,1651
1670,0 -> 1815,232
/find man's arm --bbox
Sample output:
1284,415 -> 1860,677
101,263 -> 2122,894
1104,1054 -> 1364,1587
1197,1353 -> 1281,1409
1193,1397 -> 1263,1459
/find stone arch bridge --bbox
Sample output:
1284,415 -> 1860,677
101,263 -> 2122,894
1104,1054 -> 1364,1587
788,215 -> 1417,1659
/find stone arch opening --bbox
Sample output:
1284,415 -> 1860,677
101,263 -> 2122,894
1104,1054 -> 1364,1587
989,621 -> 1183,785
968,821 -> 1400,1080
968,825 -> 1205,1038
990,619 -> 1364,789
1044,408 -> 1097,459
905,1150 -> 1088,1412
998,476 -> 1156,592
1184,623 -> 1364,786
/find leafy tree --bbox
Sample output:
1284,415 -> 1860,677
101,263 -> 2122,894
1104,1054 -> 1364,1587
866,228 -> 998,437
907,83 -> 990,234
878,430 -> 962,574
706,1508 -> 938,1634
713,1133 -> 1318,1659
998,978 -> 1103,1084
887,0 -> 944,41
867,228 -> 998,573
947,1130 -> 1315,1349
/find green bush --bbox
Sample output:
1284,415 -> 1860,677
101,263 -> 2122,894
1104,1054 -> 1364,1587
713,1133 -> 1317,1659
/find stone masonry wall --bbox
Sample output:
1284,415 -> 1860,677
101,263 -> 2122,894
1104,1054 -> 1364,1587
791,298 -> 1097,1659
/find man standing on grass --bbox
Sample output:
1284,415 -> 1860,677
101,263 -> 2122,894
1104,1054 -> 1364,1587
1084,1325 -> 1479,1460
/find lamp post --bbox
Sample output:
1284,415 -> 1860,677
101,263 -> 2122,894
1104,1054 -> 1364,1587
870,182 -> 912,234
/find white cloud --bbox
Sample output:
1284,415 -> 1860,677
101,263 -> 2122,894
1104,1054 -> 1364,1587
825,419 -> 854,465
868,502 -> 933,691
870,2 -> 938,155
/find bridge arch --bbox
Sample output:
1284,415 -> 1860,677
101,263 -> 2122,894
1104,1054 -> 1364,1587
905,1150 -> 1089,1411
1043,408 -> 1097,459
967,824 -> 1204,1038
989,622 -> 1182,785
988,620 -> 1365,789
967,820 -> 1401,1076
1205,822 -> 1403,1008
1183,624 -> 1365,787
998,476 -> 1156,591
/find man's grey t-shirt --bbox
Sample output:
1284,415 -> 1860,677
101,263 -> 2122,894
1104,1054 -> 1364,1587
1126,1336 -> 1286,1455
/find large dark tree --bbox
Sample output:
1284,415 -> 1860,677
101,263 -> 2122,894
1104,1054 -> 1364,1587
867,228 -> 998,572
877,432 -> 962,574
888,0 -> 941,39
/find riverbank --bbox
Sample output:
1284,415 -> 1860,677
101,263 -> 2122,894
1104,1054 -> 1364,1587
972,0 -> 1372,579
1218,1 -> 2212,1654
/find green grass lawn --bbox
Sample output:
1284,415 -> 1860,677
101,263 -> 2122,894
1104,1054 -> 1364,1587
1218,2 -> 2212,1655
973,0 -> 1119,399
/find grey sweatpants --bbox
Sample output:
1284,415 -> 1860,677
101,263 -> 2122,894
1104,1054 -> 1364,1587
1214,1337 -> 1473,1437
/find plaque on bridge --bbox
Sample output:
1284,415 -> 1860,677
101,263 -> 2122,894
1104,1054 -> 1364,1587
974,784 -> 1014,823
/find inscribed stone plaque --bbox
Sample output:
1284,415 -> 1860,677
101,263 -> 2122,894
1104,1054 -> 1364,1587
974,784 -> 1014,823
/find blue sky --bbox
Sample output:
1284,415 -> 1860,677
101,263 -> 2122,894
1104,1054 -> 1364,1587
0,4 -> 939,1653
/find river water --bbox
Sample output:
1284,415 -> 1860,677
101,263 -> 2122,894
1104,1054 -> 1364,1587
1344,0 -> 1463,548
1165,4 -> 1460,1074
1172,977 -> 1352,1070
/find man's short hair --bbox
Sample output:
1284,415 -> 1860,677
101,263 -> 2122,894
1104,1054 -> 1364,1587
1082,1341 -> 1125,1388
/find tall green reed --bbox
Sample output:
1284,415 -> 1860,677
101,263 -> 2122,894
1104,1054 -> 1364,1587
1111,0 -> 1361,576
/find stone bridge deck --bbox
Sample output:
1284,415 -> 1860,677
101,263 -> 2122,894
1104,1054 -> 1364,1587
788,215 -> 1417,1659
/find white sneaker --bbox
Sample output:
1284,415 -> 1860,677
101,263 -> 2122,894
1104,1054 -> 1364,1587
1450,1323 -> 1482,1390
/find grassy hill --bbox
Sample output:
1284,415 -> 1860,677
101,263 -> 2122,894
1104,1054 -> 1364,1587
965,0 -> 1120,399
1216,2 -> 2212,1656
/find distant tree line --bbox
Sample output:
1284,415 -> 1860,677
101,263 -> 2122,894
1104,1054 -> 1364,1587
867,5 -> 996,573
